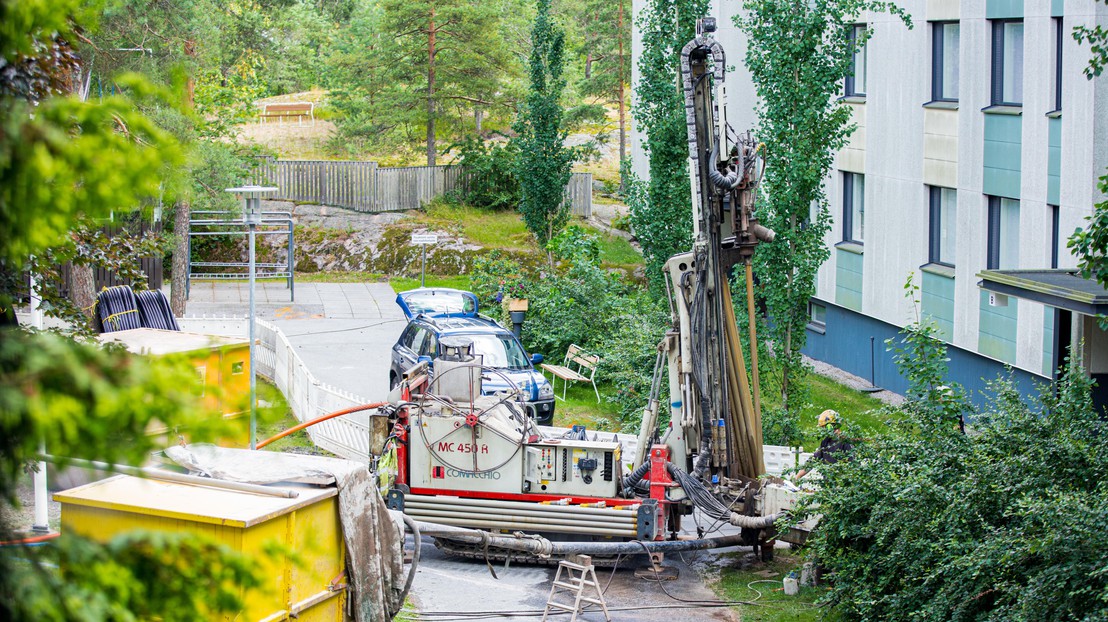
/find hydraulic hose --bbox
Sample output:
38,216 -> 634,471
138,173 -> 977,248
707,143 -> 740,190
621,461 -> 651,492
256,402 -> 387,449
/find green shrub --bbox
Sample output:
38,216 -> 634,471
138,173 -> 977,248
809,322 -> 1108,620
447,136 -> 521,212
469,251 -> 531,310
547,225 -> 600,265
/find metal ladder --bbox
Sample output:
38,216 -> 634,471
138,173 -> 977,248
542,555 -> 611,622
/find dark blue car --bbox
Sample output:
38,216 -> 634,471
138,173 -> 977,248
389,288 -> 555,425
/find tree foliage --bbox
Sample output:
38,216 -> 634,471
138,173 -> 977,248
1,1 -> 261,617
735,0 -> 909,412
626,0 -> 707,293
514,0 -> 579,249
810,328 -> 1108,620
329,0 -> 521,163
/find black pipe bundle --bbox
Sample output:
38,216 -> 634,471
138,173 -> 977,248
136,290 -> 180,331
96,286 -> 141,333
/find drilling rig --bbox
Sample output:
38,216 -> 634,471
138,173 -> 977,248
379,19 -> 793,565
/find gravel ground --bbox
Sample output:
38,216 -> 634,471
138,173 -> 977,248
805,353 -> 905,406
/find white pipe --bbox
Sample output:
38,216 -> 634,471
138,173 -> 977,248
43,455 -> 298,498
32,440 -> 49,533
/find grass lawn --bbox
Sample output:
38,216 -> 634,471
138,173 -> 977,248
548,380 -> 625,432
419,201 -> 536,251
296,270 -> 387,283
781,373 -> 898,450
253,379 -> 329,454
390,275 -> 471,292
710,552 -> 843,622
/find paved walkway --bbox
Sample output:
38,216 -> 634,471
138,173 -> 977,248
184,280 -> 399,320
181,281 -> 407,399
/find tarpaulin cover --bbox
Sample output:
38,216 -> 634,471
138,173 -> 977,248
165,444 -> 405,622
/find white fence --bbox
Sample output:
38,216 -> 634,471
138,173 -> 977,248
179,316 -> 377,462
254,319 -> 378,461
180,317 -> 811,471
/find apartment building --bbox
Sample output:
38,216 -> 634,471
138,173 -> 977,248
632,0 -> 1108,407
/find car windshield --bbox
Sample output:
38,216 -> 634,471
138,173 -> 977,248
402,290 -> 476,317
466,333 -> 531,370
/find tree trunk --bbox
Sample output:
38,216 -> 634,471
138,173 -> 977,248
475,108 -> 483,134
170,38 -> 197,318
69,264 -> 96,325
781,214 -> 797,412
426,8 -> 437,167
170,199 -> 190,317
617,0 -> 627,192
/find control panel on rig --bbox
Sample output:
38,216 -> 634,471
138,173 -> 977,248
523,439 -> 619,497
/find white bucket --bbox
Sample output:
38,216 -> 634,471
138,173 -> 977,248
783,576 -> 799,595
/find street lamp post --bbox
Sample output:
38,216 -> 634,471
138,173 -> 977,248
226,186 -> 278,450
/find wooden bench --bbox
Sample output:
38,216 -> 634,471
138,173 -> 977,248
541,344 -> 600,403
259,102 -> 314,125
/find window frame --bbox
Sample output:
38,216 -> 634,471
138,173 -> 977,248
928,186 -> 957,267
990,19 -> 1024,106
1050,204 -> 1060,269
931,21 -> 960,102
807,300 -> 828,332
987,196 -> 1020,270
844,24 -> 868,97
842,172 -> 865,244
1052,17 -> 1063,112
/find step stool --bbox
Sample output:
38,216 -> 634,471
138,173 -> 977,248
542,555 -> 611,622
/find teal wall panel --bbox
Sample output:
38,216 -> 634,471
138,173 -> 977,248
922,271 -> 955,342
983,114 -> 1022,199
987,0 -> 1023,18
1051,0 -> 1064,16
979,290 -> 1018,364
1043,307 -> 1055,376
1047,117 -> 1061,205
835,249 -> 863,312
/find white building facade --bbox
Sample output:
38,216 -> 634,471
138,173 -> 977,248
633,0 -> 1108,404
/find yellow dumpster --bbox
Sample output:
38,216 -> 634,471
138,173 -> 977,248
55,475 -> 346,621
97,327 -> 252,443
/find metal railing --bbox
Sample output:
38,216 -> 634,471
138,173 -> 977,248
186,211 -> 295,301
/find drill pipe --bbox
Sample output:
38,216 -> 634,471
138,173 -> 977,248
398,512 -> 780,557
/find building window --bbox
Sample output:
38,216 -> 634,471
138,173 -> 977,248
1053,17 -> 1063,111
991,19 -> 1024,106
928,186 -> 957,266
1050,204 -> 1060,269
843,172 -> 865,243
931,22 -> 960,101
845,24 -> 867,97
808,300 -> 827,331
987,196 -> 1020,269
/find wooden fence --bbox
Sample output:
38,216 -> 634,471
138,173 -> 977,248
255,158 -> 592,218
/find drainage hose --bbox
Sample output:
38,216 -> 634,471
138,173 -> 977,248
256,402 -> 387,449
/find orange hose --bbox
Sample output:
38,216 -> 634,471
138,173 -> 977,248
1,532 -> 60,545
256,402 -> 387,449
